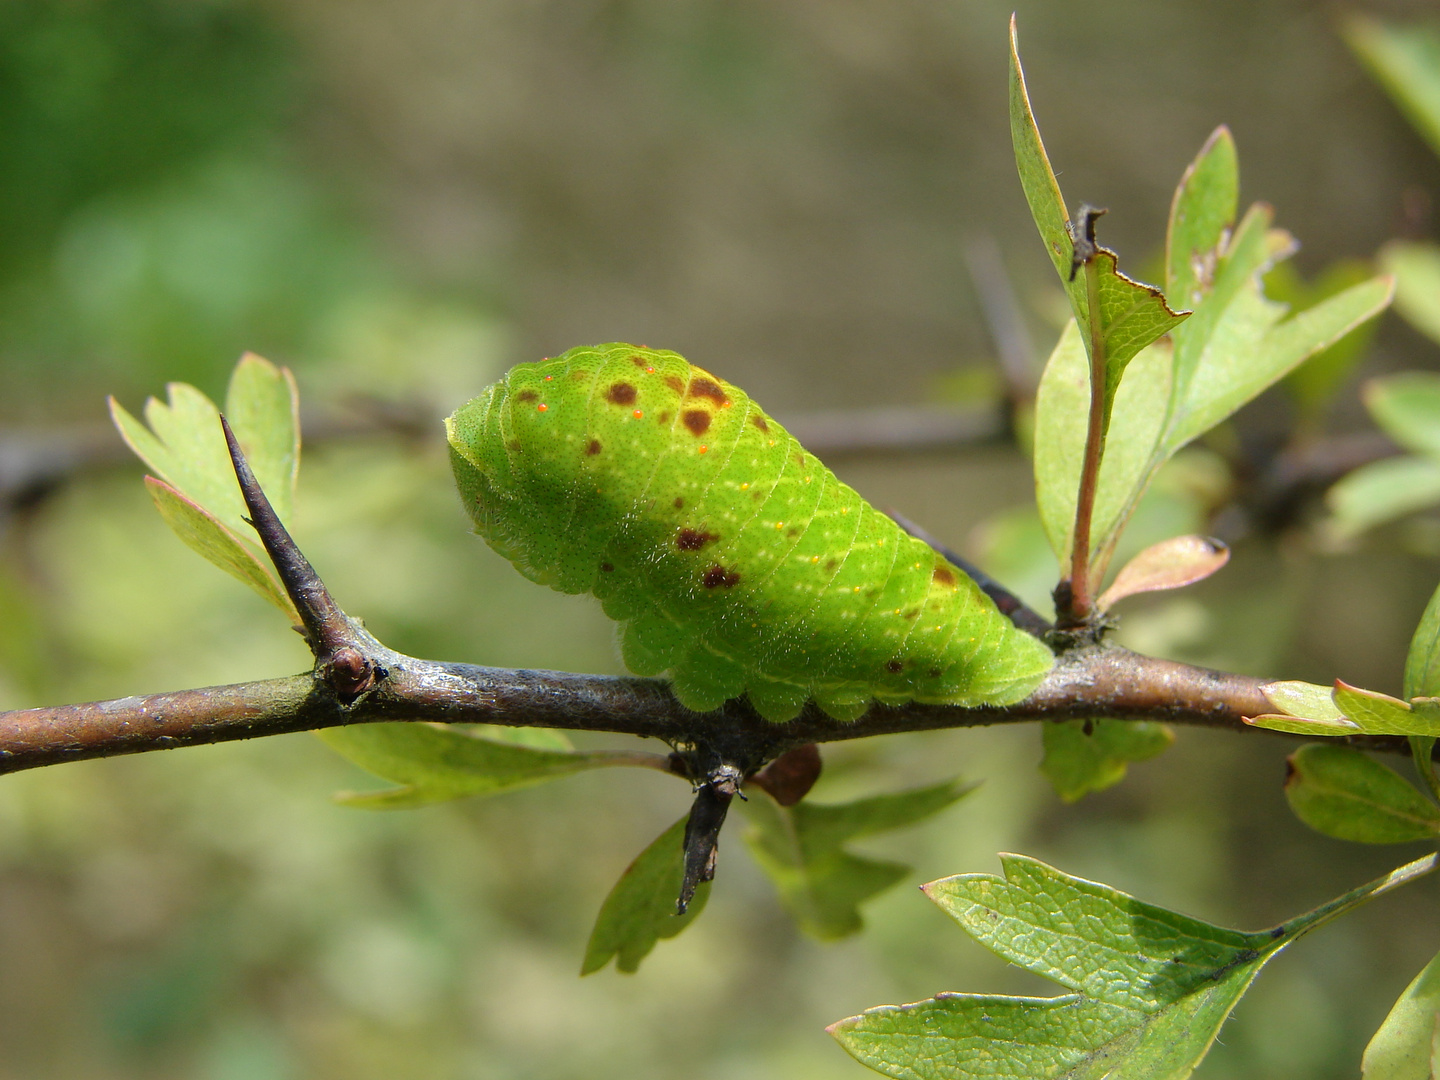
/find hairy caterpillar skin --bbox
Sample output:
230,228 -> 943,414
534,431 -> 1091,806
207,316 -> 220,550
446,344 -> 1053,722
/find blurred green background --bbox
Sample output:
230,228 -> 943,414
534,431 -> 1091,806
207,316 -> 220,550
2,1 -> 1440,1077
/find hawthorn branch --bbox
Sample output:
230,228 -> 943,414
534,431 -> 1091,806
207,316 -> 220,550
0,645 -> 1410,777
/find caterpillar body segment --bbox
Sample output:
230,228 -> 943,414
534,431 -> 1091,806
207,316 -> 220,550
446,343 -> 1053,721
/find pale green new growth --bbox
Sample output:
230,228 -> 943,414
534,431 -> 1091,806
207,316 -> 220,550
1364,946 -> 1440,1079
830,853 -> 1437,1080
109,353 -> 301,617
1008,19 -> 1186,430
741,779 -> 974,940
581,816 -> 710,975
1040,719 -> 1173,803
1034,138 -> 1392,575
317,723 -> 648,808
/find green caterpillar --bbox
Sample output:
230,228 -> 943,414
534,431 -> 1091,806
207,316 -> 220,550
446,343 -> 1053,721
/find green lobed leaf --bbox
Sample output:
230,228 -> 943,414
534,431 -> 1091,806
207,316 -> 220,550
1039,719 -> 1174,803
1034,325 -> 1173,564
581,816 -> 710,976
1334,682 -> 1440,738
317,723 -> 646,808
1363,945 -> 1440,1080
1032,120 -> 1392,574
831,852 -> 1437,1080
1285,744 -> 1440,843
224,353 -> 300,522
1269,259 -> 1382,417
110,353 -> 302,609
1165,126 -> 1238,313
1009,18 -> 1186,428
1165,274 -> 1393,459
1381,241 -> 1440,348
1405,578 -> 1440,701
146,478 -> 293,616
1347,16 -> 1440,161
1262,681 -> 1348,722
741,779 -> 974,941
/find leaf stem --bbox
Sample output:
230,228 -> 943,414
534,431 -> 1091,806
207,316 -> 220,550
1065,256 -> 1108,626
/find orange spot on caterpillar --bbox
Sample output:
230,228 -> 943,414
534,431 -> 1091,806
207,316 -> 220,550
702,565 -> 740,589
633,409 -> 644,419
683,410 -> 711,436
607,383 -> 637,405
544,374 -> 554,381
537,404 -> 548,412
698,446 -> 708,454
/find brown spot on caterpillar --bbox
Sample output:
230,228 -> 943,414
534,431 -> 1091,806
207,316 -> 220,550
902,609 -> 919,619
929,668 -> 942,679
825,559 -> 837,571
657,411 -> 671,425
787,527 -> 800,538
665,375 -> 685,394
885,660 -> 904,674
932,566 -> 957,587
600,562 -> 614,573
607,382 -> 637,405
703,565 -> 741,589
676,528 -> 719,551
673,497 -> 684,508
516,389 -> 538,402
683,410 -> 711,436
687,377 -> 729,405
752,415 -> 769,432
752,490 -> 763,500
506,439 -> 521,452
793,453 -> 805,466
585,439 -> 602,456
630,354 -> 647,368
571,368 -> 588,380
